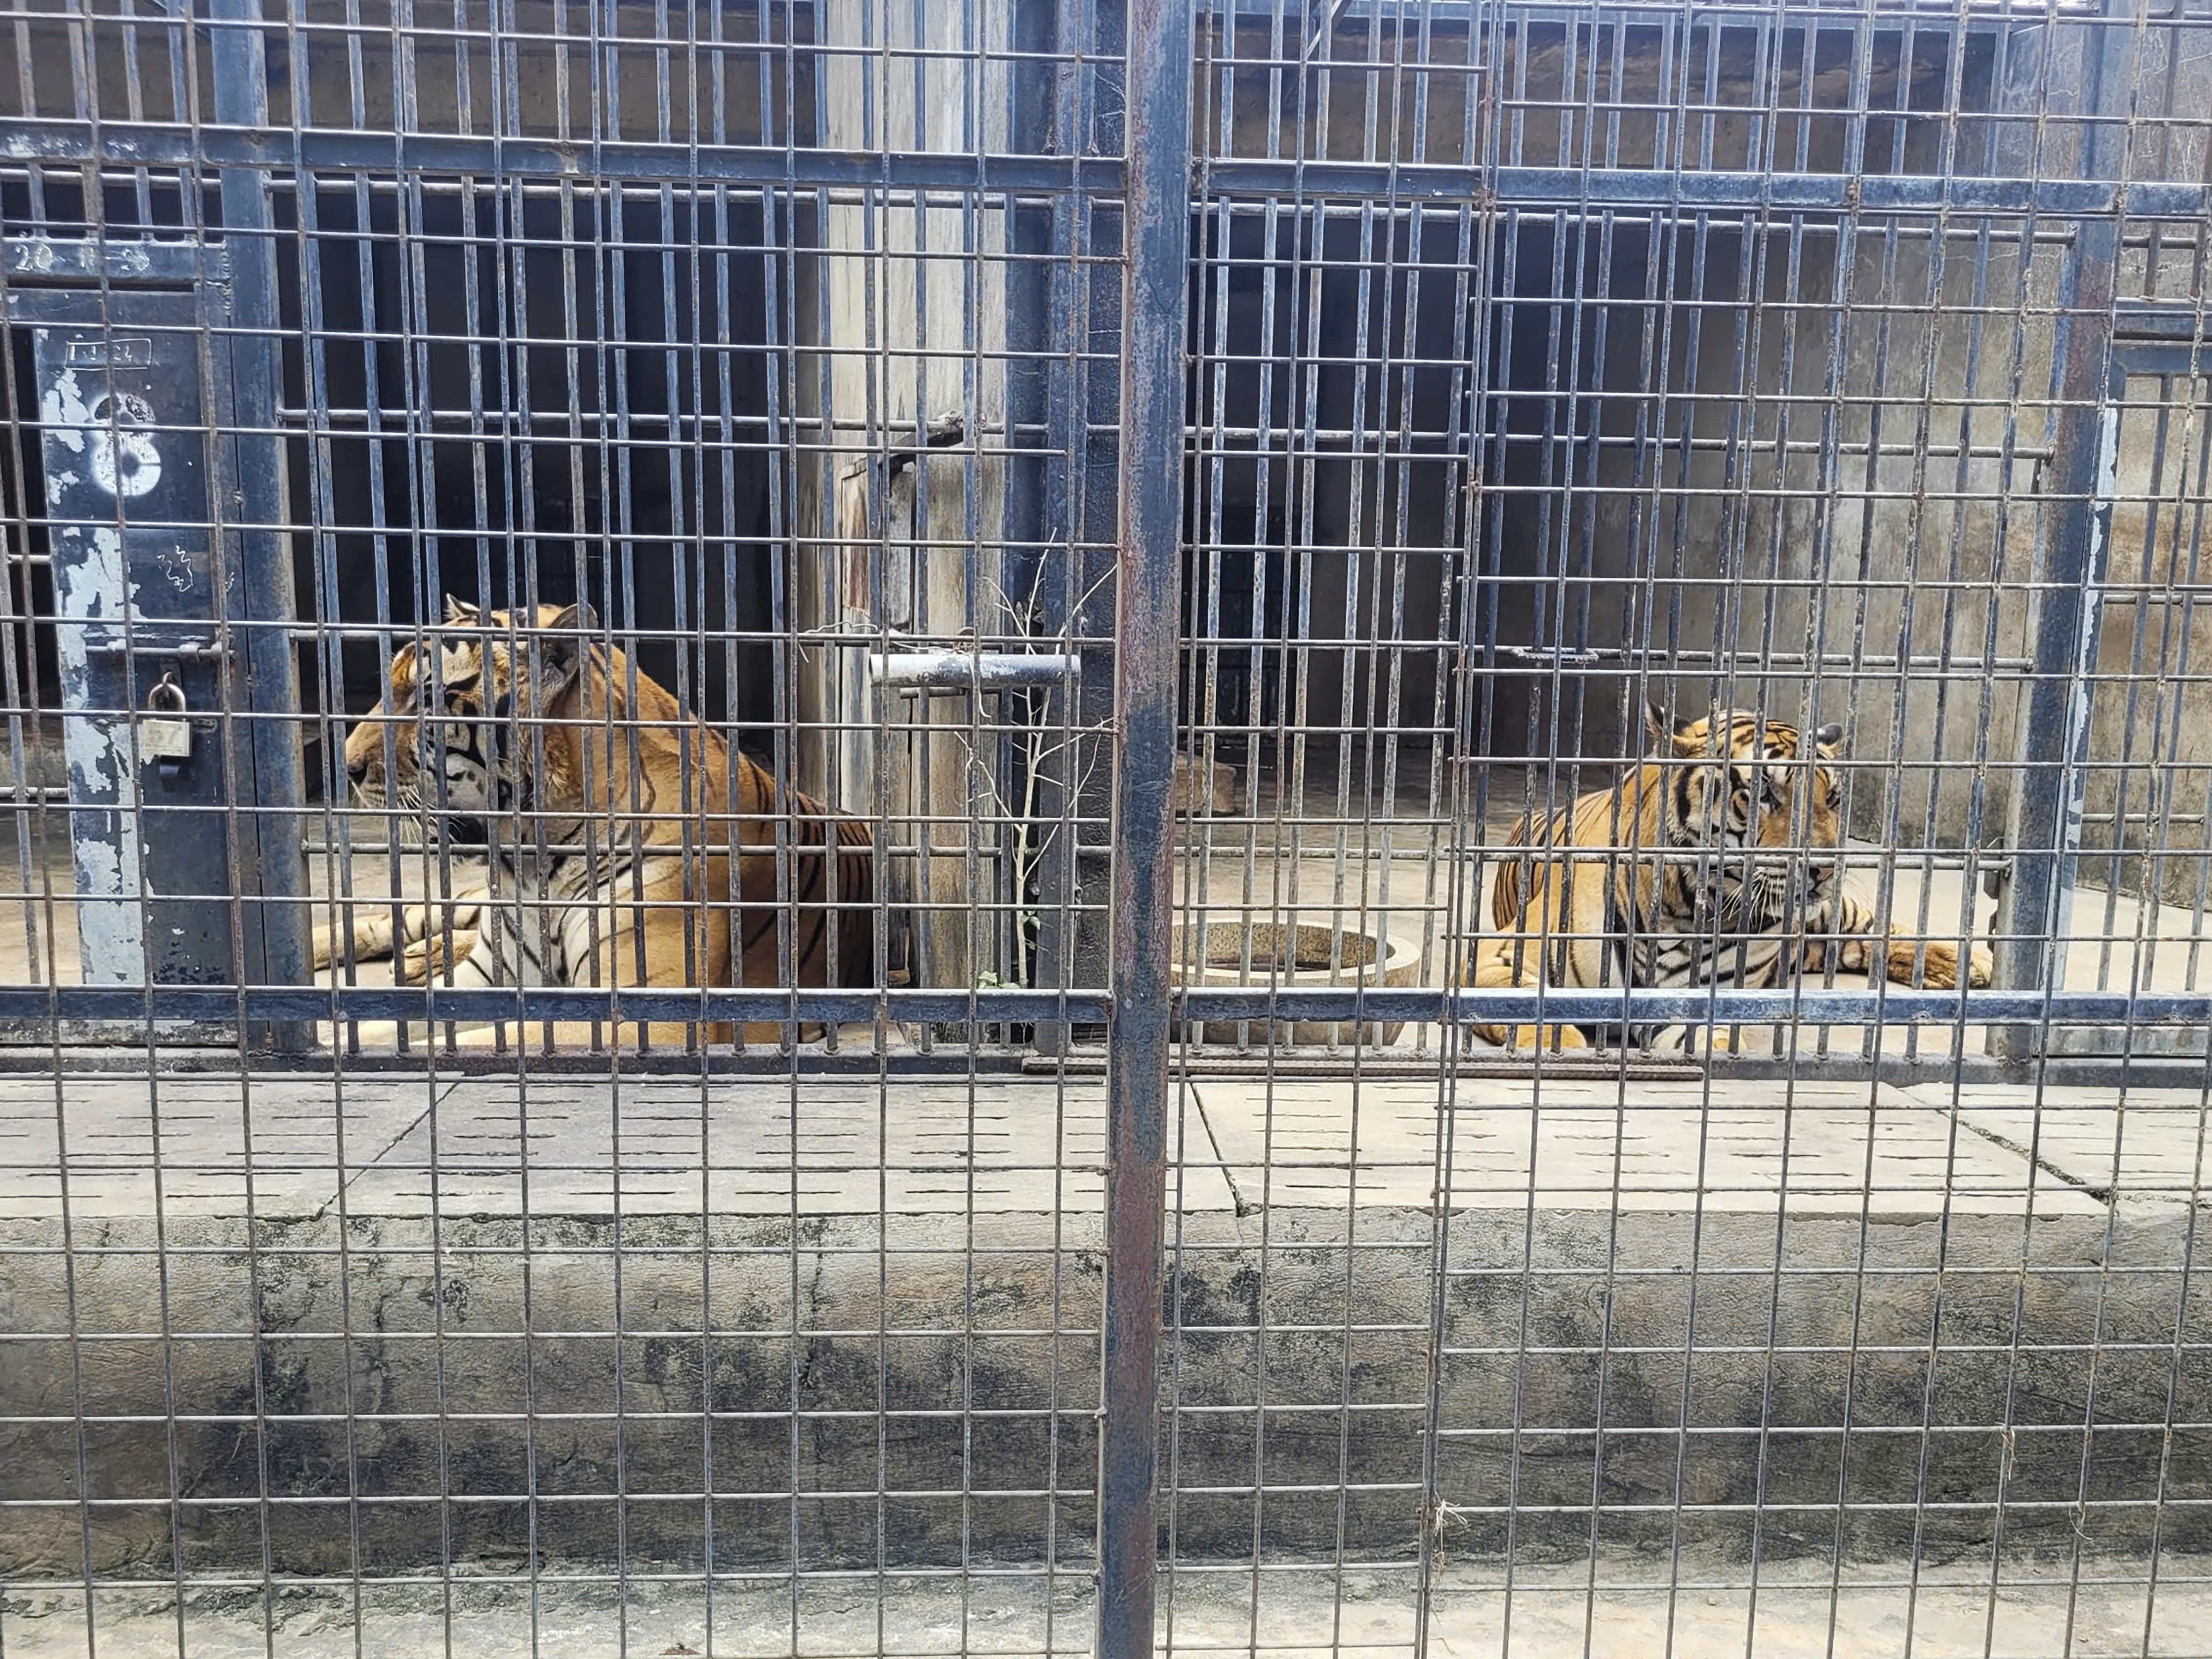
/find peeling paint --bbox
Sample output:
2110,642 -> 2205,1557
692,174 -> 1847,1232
39,370 -> 163,497
52,527 -> 144,622
40,367 -> 90,455
51,518 -> 147,982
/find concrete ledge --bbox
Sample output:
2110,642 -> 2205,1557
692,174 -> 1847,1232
7,1554 -> 2212,1659
3,1075 -> 2207,1580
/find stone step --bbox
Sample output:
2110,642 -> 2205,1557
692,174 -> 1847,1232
2,1074 -> 2204,1579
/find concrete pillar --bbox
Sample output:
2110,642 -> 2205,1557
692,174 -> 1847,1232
797,0 -> 1016,999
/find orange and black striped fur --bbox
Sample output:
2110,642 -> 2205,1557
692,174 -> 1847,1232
313,599 -> 875,1046
1464,706 -> 1992,1053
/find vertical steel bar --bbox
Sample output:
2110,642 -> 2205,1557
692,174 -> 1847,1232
1097,0 -> 1191,1654
1994,12 -> 2131,1062
208,0 -> 310,1044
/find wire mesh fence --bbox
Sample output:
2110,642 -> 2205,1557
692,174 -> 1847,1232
4,0 -> 2212,1655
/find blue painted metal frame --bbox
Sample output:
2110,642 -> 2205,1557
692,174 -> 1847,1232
209,0 -> 312,1049
19,119 -> 2211,220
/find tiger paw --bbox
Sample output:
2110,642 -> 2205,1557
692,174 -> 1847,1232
398,932 -> 474,984
1905,942 -> 1992,990
1500,1023 -> 1589,1052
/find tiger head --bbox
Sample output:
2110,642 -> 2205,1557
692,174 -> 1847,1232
1647,704 -> 1846,926
343,597 -> 602,834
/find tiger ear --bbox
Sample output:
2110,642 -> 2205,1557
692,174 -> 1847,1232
532,602 -> 598,706
1814,721 -> 1843,752
433,633 -> 483,694
442,594 -> 481,625
1647,701 -> 1699,756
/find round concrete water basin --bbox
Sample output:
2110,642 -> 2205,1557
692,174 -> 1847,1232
1170,919 -> 1422,1048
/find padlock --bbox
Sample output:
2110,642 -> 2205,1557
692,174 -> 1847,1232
140,672 -> 193,763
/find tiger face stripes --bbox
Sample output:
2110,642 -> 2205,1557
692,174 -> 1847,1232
1466,705 -> 1992,1054
317,598 -> 876,1048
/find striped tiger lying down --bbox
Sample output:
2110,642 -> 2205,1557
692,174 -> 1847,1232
1464,706 -> 1993,1054
313,599 -> 875,1046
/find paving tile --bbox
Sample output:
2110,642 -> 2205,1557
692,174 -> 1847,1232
343,1077 -> 1239,1218
1193,1077 -> 2108,1217
0,1073 -> 436,1219
0,1072 -> 2131,1227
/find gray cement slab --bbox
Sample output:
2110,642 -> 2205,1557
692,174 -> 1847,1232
341,1079 -> 1237,1222
1190,1078 -> 2113,1218
0,1074 -> 450,1222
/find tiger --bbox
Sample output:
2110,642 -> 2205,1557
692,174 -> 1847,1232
1462,705 -> 1993,1053
314,597 -> 876,1048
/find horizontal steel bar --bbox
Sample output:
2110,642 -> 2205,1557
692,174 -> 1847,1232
2114,301 -> 2212,342
0,1043 -> 1058,1076
0,1041 -> 2185,1090
1184,988 -> 2212,1025
1200,0 -> 2097,23
1490,645 -> 2037,673
0,986 -> 1116,1024
1203,162 -> 2212,219
3,985 -> 2207,1028
1032,1048 -> 2212,1092
872,652 -> 1083,692
83,635 -> 222,658
18,125 -> 2212,222
1,121 -> 1124,195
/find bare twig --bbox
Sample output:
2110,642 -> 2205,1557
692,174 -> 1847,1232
950,545 -> 1116,988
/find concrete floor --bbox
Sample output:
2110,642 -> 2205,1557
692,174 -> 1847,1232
2,1069 -> 2192,1227
6,793 -> 2209,1021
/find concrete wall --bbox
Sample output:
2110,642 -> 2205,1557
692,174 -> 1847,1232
1195,16 -> 2212,904
2074,18 -> 2212,906
1192,17 -> 1960,783
1570,197 -> 2052,850
10,1199 -> 2210,1579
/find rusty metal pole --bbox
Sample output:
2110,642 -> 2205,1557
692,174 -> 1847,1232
1098,0 -> 1193,1654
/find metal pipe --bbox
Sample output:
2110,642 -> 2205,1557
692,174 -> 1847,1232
1098,0 -> 1193,1655
5,982 -> 2210,1030
18,120 -> 2212,218
870,651 -> 1083,692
